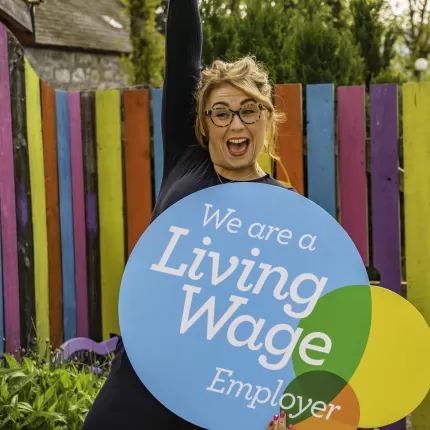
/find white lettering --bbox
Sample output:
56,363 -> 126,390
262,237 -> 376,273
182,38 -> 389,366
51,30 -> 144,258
299,332 -> 332,366
299,234 -> 317,251
258,324 -> 304,371
180,285 -> 248,339
227,315 -> 265,351
206,367 -> 232,394
203,204 -> 236,229
150,226 -> 189,276
283,273 -> 328,318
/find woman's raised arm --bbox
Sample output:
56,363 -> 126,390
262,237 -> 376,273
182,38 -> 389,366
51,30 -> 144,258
161,0 -> 203,177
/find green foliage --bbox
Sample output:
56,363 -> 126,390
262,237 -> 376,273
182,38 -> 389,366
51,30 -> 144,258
285,3 -> 365,85
350,0 -> 399,86
199,0 -> 365,86
0,341 -> 110,429
121,0 -> 165,87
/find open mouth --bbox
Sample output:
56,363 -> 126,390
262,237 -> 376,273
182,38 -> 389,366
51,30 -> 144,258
226,138 -> 250,156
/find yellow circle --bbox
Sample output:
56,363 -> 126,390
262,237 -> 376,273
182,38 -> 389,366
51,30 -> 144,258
348,286 -> 430,428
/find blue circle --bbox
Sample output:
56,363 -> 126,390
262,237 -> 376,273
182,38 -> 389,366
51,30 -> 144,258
119,183 -> 369,429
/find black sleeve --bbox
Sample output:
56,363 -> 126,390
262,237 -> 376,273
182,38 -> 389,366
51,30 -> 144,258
161,0 -> 203,177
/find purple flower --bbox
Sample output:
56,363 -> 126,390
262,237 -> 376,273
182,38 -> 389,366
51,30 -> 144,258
92,367 -> 102,375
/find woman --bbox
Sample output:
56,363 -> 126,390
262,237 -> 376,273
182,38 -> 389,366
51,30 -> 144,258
82,0 -> 294,428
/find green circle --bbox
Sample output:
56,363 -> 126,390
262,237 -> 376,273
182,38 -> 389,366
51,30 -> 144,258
280,370 -> 360,425
292,284 -> 372,387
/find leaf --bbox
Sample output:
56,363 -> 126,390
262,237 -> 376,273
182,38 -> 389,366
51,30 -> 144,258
34,393 -> 44,411
0,368 -> 22,376
0,414 -> 14,428
9,373 -> 36,397
3,354 -> 18,369
22,357 -> 36,374
9,371 -> 28,378
41,383 -> 57,409
17,402 -> 33,413
0,384 -> 8,401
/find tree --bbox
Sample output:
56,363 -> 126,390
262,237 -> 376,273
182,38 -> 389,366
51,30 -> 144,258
399,0 -> 430,77
199,0 -> 365,86
350,0 -> 399,86
121,0 -> 165,86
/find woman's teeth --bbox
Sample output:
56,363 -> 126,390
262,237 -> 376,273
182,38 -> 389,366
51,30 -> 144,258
227,139 -> 249,156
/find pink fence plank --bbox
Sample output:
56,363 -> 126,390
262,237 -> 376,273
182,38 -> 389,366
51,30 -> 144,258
0,25 -> 20,352
338,86 -> 369,266
69,92 -> 88,338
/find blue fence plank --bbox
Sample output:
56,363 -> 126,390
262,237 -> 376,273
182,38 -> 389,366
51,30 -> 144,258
306,84 -> 336,218
151,89 -> 163,199
55,91 -> 76,340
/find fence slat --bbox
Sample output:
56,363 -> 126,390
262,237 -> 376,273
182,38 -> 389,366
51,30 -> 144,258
24,60 -> 50,346
152,88 -> 163,198
9,35 -> 36,349
0,25 -> 20,353
41,82 -> 63,348
95,90 -> 125,339
275,84 -> 304,193
69,92 -> 88,338
370,84 -> 405,430
338,86 -> 369,266
56,90 -> 76,341
81,92 -> 102,342
370,84 -> 402,295
403,82 -> 430,428
0,223 -> 3,354
306,84 -> 336,218
124,89 -> 153,256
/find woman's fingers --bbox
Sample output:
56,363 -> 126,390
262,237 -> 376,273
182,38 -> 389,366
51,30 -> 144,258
278,410 -> 287,429
266,410 -> 292,430
265,419 -> 274,430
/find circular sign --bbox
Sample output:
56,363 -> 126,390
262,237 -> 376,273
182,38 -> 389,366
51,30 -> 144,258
118,183 -> 430,430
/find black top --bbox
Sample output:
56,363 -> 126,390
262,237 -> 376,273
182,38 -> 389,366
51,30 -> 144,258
82,0 -> 293,429
151,0 -> 293,222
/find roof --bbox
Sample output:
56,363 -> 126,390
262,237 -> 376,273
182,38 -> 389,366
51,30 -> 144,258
0,0 -> 32,33
34,0 -> 131,53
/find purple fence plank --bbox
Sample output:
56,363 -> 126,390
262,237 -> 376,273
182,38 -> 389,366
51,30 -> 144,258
69,92 -> 89,338
370,85 -> 405,430
0,25 -> 20,353
370,84 -> 402,294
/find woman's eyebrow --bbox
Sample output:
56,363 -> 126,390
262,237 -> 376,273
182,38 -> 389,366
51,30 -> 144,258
212,98 -> 256,108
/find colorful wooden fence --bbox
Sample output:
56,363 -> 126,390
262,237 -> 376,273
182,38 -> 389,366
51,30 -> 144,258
0,22 -> 430,429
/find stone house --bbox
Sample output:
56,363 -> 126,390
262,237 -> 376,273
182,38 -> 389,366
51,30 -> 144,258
0,0 -> 131,91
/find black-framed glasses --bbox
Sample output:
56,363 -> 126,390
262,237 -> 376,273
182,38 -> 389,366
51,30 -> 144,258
205,104 -> 265,127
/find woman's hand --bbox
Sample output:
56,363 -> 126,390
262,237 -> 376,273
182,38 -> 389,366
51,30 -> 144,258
265,411 -> 293,429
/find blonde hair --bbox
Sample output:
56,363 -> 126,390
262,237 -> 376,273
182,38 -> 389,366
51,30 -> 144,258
194,56 -> 285,162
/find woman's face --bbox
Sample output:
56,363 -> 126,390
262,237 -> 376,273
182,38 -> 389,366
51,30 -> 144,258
205,83 -> 268,175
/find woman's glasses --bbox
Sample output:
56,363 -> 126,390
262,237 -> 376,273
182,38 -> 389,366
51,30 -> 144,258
205,103 -> 265,127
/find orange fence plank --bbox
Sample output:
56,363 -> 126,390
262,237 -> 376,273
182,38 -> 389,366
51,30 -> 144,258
274,84 -> 304,194
124,89 -> 153,256
41,82 -> 63,348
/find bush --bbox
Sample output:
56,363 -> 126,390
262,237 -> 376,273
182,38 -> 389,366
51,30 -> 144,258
0,341 -> 111,429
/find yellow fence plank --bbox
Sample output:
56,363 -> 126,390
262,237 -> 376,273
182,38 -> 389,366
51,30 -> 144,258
95,90 -> 125,339
25,59 -> 50,344
403,82 -> 430,428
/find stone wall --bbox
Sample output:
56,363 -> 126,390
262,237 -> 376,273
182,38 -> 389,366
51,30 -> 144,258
24,46 -> 129,91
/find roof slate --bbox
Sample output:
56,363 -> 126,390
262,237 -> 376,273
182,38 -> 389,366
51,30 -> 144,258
0,0 -> 32,32
34,0 -> 131,53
